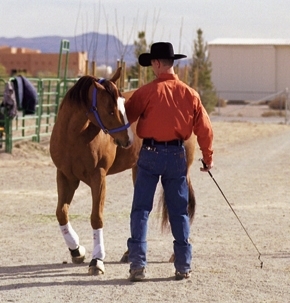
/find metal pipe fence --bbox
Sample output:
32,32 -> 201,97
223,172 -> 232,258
0,77 -> 78,153
213,88 -> 290,125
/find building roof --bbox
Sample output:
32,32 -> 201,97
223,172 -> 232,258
208,38 -> 290,46
0,46 -> 41,54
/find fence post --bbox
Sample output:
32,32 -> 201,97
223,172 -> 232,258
57,40 -> 70,96
34,78 -> 43,142
285,87 -> 289,124
116,60 -> 121,89
91,61 -> 96,76
120,61 -> 126,92
4,113 -> 12,153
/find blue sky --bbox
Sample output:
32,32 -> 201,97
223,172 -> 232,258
1,0 -> 290,55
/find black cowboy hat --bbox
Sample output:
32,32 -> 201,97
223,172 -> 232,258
138,42 -> 187,67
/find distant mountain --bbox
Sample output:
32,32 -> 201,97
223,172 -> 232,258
0,32 -> 136,67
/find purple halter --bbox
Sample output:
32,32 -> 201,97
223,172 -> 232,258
89,78 -> 130,134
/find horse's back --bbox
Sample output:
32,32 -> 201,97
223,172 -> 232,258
184,133 -> 196,167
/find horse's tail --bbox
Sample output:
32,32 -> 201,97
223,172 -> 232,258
187,177 -> 196,224
160,176 -> 196,232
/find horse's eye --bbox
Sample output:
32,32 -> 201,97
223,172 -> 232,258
110,111 -> 114,116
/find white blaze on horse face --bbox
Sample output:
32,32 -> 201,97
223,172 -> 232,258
117,97 -> 134,143
93,228 -> 105,260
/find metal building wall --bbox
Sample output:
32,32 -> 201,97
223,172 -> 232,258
208,41 -> 290,101
276,46 -> 290,92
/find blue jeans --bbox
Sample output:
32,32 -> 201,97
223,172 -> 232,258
127,144 -> 192,273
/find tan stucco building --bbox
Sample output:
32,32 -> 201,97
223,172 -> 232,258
0,46 -> 88,77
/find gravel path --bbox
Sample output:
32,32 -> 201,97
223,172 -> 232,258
0,120 -> 289,303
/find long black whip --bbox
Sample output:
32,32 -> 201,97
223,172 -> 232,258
200,159 -> 263,268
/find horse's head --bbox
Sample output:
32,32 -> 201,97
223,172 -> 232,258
87,68 -> 133,148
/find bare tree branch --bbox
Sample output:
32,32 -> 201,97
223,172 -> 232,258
81,14 -> 85,51
113,9 -> 136,61
151,8 -> 161,43
178,17 -> 184,53
92,1 -> 101,62
102,5 -> 110,74
85,12 -> 89,56
74,0 -> 82,52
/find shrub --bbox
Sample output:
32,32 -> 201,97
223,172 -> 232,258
216,98 -> 227,107
268,96 -> 286,110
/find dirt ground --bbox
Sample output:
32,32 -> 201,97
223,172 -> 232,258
0,105 -> 290,303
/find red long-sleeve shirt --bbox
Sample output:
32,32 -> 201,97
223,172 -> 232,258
125,73 -> 213,164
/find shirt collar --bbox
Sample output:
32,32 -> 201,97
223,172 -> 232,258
157,73 -> 179,81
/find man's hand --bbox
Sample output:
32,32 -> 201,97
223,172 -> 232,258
199,159 -> 213,172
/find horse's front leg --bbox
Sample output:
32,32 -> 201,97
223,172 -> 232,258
56,170 -> 86,264
88,169 -> 106,275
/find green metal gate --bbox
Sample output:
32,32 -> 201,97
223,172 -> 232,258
0,39 -> 79,153
0,77 -> 78,153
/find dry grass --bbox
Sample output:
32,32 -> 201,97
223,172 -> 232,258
268,95 -> 286,110
261,110 -> 285,117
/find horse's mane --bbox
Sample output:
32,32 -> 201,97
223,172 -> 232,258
65,75 -> 96,106
63,75 -> 118,107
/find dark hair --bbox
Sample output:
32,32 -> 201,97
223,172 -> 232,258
159,58 -> 174,67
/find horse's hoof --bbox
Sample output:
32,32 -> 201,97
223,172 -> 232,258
169,253 -> 175,263
120,251 -> 129,263
70,245 -> 86,264
88,258 -> 105,275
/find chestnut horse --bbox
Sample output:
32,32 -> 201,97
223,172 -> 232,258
50,68 -> 196,275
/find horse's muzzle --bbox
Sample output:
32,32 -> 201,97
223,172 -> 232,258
114,138 -> 132,148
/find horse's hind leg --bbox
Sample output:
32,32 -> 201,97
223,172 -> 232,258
56,169 -> 85,264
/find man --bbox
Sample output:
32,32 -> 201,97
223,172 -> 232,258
125,42 -> 213,281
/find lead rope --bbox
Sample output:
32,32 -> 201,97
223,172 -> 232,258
200,159 -> 263,269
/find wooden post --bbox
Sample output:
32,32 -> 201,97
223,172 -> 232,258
184,65 -> 188,84
138,65 -> 141,88
116,60 -> 121,89
85,60 -> 89,75
144,67 -> 147,86
120,61 -> 126,92
91,61 -> 96,76
175,64 -> 179,76
194,68 -> 199,90
285,87 -> 289,124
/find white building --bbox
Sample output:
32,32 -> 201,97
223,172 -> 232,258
208,39 -> 290,101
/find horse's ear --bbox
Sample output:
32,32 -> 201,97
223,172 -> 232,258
110,67 -> 122,83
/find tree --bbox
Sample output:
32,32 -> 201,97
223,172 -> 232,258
0,63 -> 8,79
189,29 -> 218,113
129,31 -> 155,88
129,31 -> 147,80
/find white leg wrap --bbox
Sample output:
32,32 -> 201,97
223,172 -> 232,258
59,222 -> 79,250
92,228 -> 105,260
